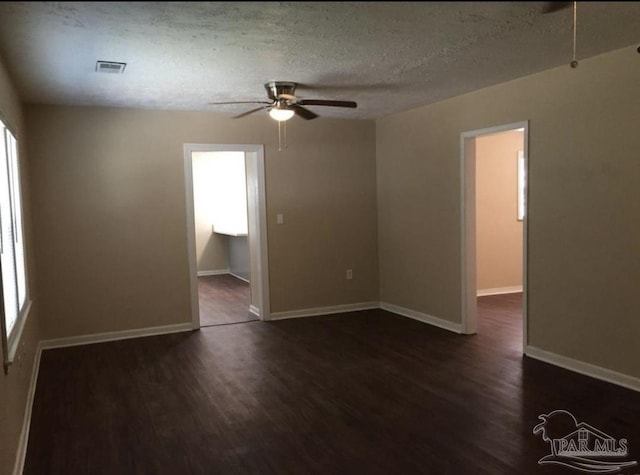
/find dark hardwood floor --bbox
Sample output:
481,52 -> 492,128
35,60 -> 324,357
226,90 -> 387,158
198,274 -> 258,326
25,294 -> 640,474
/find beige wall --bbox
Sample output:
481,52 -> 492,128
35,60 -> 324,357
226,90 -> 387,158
476,130 -> 523,291
0,58 -> 41,475
1,44 -> 637,473
26,106 -> 379,338
377,45 -> 640,378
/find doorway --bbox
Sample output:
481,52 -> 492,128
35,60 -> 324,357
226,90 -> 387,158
460,121 -> 528,350
184,144 -> 270,328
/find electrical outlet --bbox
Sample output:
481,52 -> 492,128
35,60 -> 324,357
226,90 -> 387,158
276,213 -> 284,225
346,269 -> 353,280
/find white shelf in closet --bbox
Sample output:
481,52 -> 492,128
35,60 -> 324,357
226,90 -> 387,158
212,224 -> 248,237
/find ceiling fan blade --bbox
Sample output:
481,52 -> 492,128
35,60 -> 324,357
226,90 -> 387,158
542,1 -> 572,13
291,104 -> 318,120
297,99 -> 357,108
233,105 -> 270,119
208,101 -> 271,105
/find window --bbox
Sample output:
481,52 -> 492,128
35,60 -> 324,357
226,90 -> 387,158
0,118 -> 29,373
517,150 -> 526,221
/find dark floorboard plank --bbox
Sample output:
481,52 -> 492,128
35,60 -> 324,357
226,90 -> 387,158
25,294 -> 640,474
198,274 -> 258,326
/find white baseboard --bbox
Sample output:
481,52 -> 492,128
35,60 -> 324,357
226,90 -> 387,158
12,343 -> 42,475
379,301 -> 462,334
270,301 -> 463,336
229,273 -> 250,283
249,305 -> 260,317
40,323 -> 194,350
269,302 -> 379,321
197,269 -> 229,277
525,345 -> 640,393
477,286 -> 522,297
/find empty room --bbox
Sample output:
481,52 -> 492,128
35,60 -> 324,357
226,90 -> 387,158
0,2 -> 639,474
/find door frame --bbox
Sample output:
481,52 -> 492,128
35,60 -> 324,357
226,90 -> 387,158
459,121 -> 529,349
183,143 -> 270,329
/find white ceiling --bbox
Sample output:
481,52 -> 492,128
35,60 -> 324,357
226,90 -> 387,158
0,2 -> 638,120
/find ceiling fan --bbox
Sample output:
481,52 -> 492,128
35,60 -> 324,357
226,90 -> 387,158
208,81 -> 357,121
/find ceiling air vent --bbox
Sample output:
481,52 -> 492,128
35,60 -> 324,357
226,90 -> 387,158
95,61 -> 126,74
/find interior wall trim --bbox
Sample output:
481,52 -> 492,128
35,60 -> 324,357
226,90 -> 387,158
525,345 -> 640,393
40,323 -> 193,350
12,343 -> 42,475
249,305 -> 260,317
229,273 -> 250,283
269,302 -> 379,320
477,286 -> 523,297
379,301 -> 463,334
197,269 -> 230,277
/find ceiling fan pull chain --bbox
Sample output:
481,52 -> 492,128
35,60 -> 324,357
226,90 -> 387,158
277,120 -> 288,151
283,120 -> 288,150
571,1 -> 578,68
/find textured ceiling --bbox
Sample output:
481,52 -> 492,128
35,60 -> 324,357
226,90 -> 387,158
0,2 -> 638,120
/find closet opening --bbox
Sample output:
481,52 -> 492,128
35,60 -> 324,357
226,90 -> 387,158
184,144 -> 270,327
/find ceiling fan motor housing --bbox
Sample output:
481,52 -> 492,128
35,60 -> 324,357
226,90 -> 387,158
265,81 -> 297,101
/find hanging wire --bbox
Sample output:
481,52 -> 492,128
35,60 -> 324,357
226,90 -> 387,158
570,1 -> 578,68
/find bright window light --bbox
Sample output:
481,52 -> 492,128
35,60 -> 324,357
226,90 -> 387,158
0,118 -> 29,371
517,150 -> 526,221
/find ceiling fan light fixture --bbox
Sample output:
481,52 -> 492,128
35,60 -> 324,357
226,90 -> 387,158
269,107 -> 294,121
